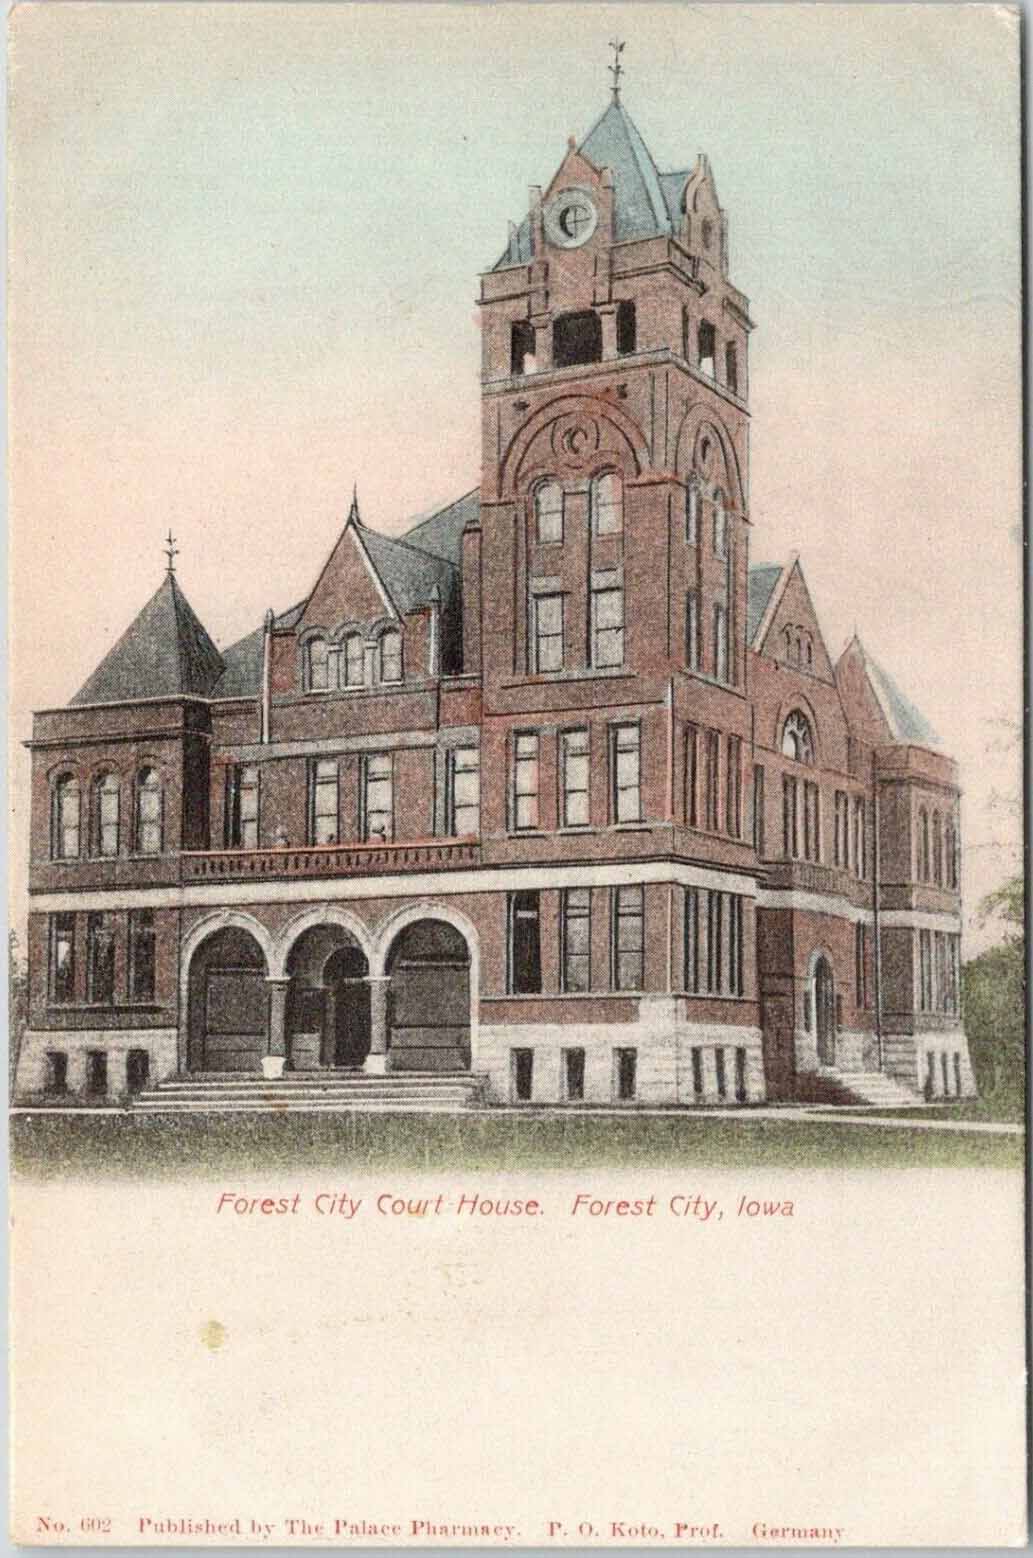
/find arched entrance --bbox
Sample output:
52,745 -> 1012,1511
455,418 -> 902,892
814,955 -> 836,1066
188,927 -> 268,1072
285,924 -> 371,1070
386,919 -> 471,1072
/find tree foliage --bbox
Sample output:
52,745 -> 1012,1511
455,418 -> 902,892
963,875 -> 1025,1118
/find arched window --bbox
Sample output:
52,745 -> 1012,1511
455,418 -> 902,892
135,767 -> 163,856
686,479 -> 700,544
379,629 -> 402,684
932,811 -> 943,885
918,808 -> 930,882
535,480 -> 564,544
781,711 -> 814,765
945,818 -> 957,889
783,627 -> 793,661
93,773 -> 120,858
805,639 -> 813,669
52,775 -> 81,860
682,305 -> 691,361
713,490 -> 728,557
306,637 -> 330,692
341,632 -> 365,688
698,320 -> 716,377
592,472 -> 623,537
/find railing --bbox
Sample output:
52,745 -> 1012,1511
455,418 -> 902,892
764,860 -> 866,900
180,837 -> 480,883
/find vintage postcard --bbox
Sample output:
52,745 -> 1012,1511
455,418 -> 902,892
7,3 -> 1027,1549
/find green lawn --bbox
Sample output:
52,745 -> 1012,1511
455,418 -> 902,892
9,1108 -> 1023,1179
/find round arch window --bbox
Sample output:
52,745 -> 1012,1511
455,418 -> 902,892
781,710 -> 814,765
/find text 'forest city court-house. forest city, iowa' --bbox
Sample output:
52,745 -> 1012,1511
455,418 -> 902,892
15,67 -> 974,1114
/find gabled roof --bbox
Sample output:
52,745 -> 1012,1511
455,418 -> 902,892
403,489 -> 480,566
210,624 -> 265,700
747,564 -> 784,645
354,524 -> 458,615
493,97 -> 686,268
847,637 -> 940,748
71,572 -> 224,706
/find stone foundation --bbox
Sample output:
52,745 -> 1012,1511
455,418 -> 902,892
15,1029 -> 178,1106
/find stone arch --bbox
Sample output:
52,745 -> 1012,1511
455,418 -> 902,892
499,394 -> 650,497
272,905 -> 375,980
372,902 -> 480,1071
181,913 -> 272,1074
672,402 -> 746,512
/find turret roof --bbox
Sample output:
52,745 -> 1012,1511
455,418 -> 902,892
71,572 -> 224,706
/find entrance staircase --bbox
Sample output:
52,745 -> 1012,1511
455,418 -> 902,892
129,1070 -> 490,1115
795,1069 -> 923,1108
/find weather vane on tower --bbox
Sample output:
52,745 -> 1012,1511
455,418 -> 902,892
164,530 -> 179,574
609,38 -> 625,99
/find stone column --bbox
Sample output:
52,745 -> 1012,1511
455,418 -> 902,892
267,979 -> 290,1062
364,977 -> 391,1075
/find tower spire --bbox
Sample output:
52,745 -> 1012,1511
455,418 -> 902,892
608,38 -> 625,100
163,529 -> 179,574
346,485 -> 360,527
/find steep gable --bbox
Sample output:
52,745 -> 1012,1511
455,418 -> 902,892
752,557 -> 835,681
297,515 -> 399,633
836,636 -> 940,750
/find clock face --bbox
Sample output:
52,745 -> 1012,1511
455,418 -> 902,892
544,187 -> 599,249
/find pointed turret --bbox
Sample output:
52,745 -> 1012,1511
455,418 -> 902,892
71,572 -> 224,706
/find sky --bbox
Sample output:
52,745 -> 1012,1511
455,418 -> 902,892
7,2 -> 1023,949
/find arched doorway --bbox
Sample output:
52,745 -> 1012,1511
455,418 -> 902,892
386,919 -> 471,1072
285,924 -> 370,1069
188,927 -> 268,1072
814,955 -> 836,1066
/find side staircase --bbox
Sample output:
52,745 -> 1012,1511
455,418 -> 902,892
794,1069 -> 923,1108
129,1071 -> 491,1115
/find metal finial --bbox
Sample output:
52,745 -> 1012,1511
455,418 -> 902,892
164,530 -> 179,573
609,38 -> 625,98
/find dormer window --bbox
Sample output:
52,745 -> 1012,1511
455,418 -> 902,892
592,472 -> 623,537
535,481 -> 564,544
781,711 -> 815,766
379,629 -> 402,684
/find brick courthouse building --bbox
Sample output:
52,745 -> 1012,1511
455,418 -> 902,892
16,87 -> 975,1110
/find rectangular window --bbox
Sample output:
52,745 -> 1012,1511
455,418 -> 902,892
129,909 -> 156,1003
834,791 -> 849,868
616,299 -> 637,356
854,797 -> 866,878
726,736 -> 742,837
591,585 -> 624,668
753,765 -> 766,856
713,602 -> 728,683
803,780 -> 820,862
446,746 -> 480,837
685,724 -> 700,827
561,730 -> 590,828
726,343 -> 739,395
49,913 -> 75,1004
512,1048 -> 534,1102
698,320 -> 716,377
691,1046 -> 704,1098
855,923 -> 868,1009
918,929 -> 932,1012
704,729 -> 720,831
226,763 -> 260,848
534,593 -> 564,673
511,319 -> 536,378
707,891 -> 724,994
734,1046 -> 747,1103
783,775 -> 799,859
611,724 -> 642,824
509,891 -> 541,995
86,1050 -> 108,1097
612,885 -> 645,991
309,758 -> 339,845
686,590 -> 700,668
686,485 -> 699,546
44,1052 -> 68,1096
714,1046 -> 727,1100
563,1048 -> 586,1102
86,913 -> 115,1005
97,779 -> 119,857
512,733 -> 540,831
728,895 -> 744,996
362,753 -> 393,842
684,886 -> 701,992
561,888 -> 592,993
615,1047 -> 638,1101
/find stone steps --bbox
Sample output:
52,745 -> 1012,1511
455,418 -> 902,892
798,1069 -> 923,1107
129,1070 -> 490,1114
